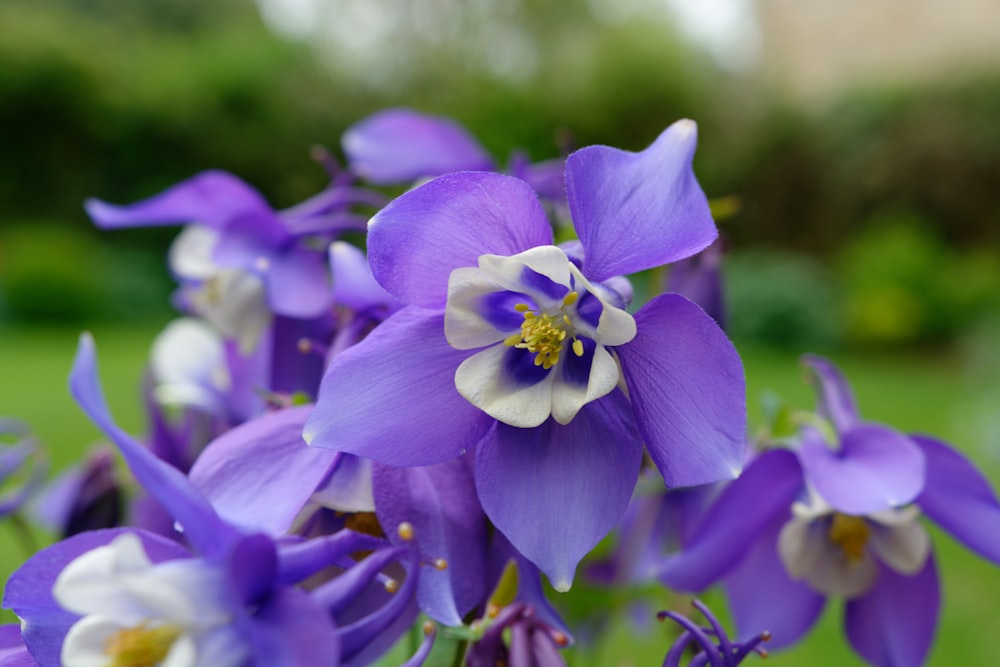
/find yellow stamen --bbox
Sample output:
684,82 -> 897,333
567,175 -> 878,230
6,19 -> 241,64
503,293 -> 584,370
397,522 -> 415,541
828,513 -> 870,563
105,623 -> 181,667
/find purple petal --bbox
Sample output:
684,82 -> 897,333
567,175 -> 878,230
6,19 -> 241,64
724,513 -> 826,650
373,455 -> 488,625
801,355 -> 860,434
0,624 -> 35,667
70,334 -> 241,559
566,120 -> 716,282
245,587 -> 341,666
508,153 -> 567,205
85,170 -> 274,232
912,434 -> 1000,563
601,482 -> 715,585
189,406 -> 337,537
330,241 -> 399,314
268,315 -> 331,398
617,294 -> 746,487
229,533 -> 277,605
666,238 -> 726,330
656,449 -> 804,592
487,533 -> 571,639
304,308 -> 494,466
3,528 -> 190,667
798,423 -> 925,515
844,556 -> 939,667
475,391 -> 642,591
343,108 -> 494,184
368,172 -> 553,308
264,248 -> 332,318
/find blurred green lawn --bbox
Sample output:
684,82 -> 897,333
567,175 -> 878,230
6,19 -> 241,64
1,326 -> 998,665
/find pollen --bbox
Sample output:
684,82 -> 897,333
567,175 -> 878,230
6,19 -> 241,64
828,513 -> 870,564
503,292 -> 583,370
105,623 -> 181,667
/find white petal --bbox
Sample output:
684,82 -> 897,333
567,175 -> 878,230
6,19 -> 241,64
566,264 -> 636,346
310,456 -> 376,514
550,344 -> 620,425
162,634 -> 198,667
477,246 -> 572,306
189,270 -> 271,353
869,519 -> 931,575
802,543 -> 878,598
595,300 -> 637,346
54,534 -> 155,620
778,511 -> 878,598
62,616 -> 130,667
867,504 -> 921,527
169,225 -> 219,280
151,318 -> 229,413
778,512 -> 827,580
444,267 -> 512,349
455,344 -> 555,428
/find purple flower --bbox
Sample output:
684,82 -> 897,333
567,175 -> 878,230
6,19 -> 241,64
31,447 -> 121,538
342,108 -> 495,185
85,171 -> 343,327
658,357 -> 1000,667
305,120 -> 746,590
2,335 -> 430,667
796,355 -> 926,515
187,407 -> 491,630
342,108 -> 568,215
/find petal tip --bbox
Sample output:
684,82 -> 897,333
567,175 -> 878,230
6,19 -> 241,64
674,118 -> 697,137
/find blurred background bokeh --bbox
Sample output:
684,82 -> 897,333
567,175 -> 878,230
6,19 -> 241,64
2,0 -> 1000,665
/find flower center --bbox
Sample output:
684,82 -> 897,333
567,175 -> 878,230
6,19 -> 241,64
828,513 -> 870,564
105,623 -> 181,667
502,292 -> 584,370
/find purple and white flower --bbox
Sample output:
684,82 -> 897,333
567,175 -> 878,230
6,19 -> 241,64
305,119 -> 746,590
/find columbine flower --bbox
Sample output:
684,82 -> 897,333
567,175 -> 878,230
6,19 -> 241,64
2,335 -> 433,667
54,532 -> 249,667
187,404 -> 491,629
31,447 -> 121,538
85,171 -> 340,329
777,489 -> 930,600
794,355 -> 926,515
305,120 -> 746,590
342,108 -> 495,185
657,356 -> 1000,667
342,108 -> 568,215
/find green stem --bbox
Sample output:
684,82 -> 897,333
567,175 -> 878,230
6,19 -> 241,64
450,638 -> 469,667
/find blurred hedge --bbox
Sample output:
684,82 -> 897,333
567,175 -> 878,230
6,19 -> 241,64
2,0 -> 1000,345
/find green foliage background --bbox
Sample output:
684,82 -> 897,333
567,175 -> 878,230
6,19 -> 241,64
3,2 -> 1000,665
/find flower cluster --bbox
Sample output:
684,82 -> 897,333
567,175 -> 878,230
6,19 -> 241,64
0,107 -> 996,667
